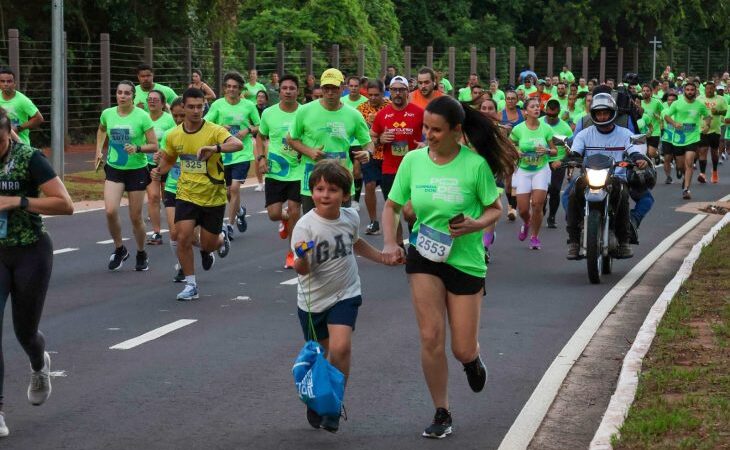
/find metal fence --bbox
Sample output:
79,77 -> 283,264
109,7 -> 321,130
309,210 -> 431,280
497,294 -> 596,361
3,28 -> 729,147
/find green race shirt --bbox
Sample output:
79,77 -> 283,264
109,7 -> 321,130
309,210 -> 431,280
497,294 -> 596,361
341,95 -> 369,145
517,85 -> 537,96
725,109 -> 730,139
149,112 -> 176,165
258,103 -> 302,182
0,91 -> 39,145
661,106 -> 675,143
134,83 -> 178,112
560,71 -> 575,84
100,106 -> 154,170
554,95 -> 569,111
288,100 -> 371,196
641,97 -> 663,137
665,97 -> 709,146
457,87 -> 472,102
540,117 -> 573,162
243,82 -> 266,101
510,121 -> 554,171
388,146 -> 499,278
204,97 -> 261,165
439,78 -> 453,93
161,127 -> 181,194
698,95 -> 728,134
491,89 -> 505,103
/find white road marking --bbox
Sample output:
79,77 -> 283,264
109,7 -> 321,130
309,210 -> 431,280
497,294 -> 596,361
49,370 -> 67,377
232,296 -> 251,302
280,277 -> 299,285
498,213 -> 707,450
97,238 -> 129,244
53,248 -> 79,255
258,210 -> 268,214
109,319 -> 197,350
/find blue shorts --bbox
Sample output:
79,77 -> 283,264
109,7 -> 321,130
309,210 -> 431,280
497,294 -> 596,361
224,161 -> 251,186
297,295 -> 362,341
361,159 -> 382,185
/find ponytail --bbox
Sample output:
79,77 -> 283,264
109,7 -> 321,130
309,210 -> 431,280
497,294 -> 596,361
425,96 -> 518,180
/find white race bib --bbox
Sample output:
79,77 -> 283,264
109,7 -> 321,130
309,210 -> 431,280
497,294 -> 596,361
416,224 -> 453,262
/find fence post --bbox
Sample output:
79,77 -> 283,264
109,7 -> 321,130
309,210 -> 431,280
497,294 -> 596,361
144,37 -> 153,66
100,33 -> 111,110
426,46 -> 433,68
63,32 -> 68,140
304,44 -> 313,75
634,46 -> 639,74
617,48 -> 623,83
470,46 -> 477,75
248,43 -> 256,70
528,46 -> 535,70
358,44 -> 365,77
380,45 -> 388,79
582,47 -> 589,80
706,47 -> 710,80
547,47 -> 553,77
330,44 -> 339,69
599,47 -> 606,83
277,42 -> 285,75
509,46 -> 516,86
448,47 -> 456,96
565,46 -> 572,72
404,46 -> 412,79
213,40 -> 223,95
185,38 -> 192,83
9,29 -> 20,85
490,47 -> 496,81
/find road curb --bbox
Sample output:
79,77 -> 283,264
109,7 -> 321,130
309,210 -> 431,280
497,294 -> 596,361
589,212 -> 730,449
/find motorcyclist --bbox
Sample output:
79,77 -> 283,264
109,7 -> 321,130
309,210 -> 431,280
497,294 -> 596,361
565,93 -> 649,260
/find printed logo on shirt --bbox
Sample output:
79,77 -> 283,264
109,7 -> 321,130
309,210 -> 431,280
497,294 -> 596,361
315,233 -> 355,264
415,178 -> 463,203
327,122 -> 347,139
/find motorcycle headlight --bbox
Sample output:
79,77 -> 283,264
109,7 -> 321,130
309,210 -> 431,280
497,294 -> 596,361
586,168 -> 609,188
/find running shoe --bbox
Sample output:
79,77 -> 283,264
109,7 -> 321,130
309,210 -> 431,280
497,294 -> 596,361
723,150 -> 728,161
218,231 -> 230,258
135,251 -> 149,271
566,241 -> 580,260
201,251 -> 216,271
236,206 -> 248,233
613,242 -> 634,259
320,415 -> 340,434
665,175 -> 672,184
697,173 -> 707,183
146,232 -> 163,245
176,283 -> 199,301
507,208 -> 517,221
226,223 -> 235,242
682,189 -> 692,200
365,220 -> 381,235
546,215 -> 557,229
529,236 -> 541,250
422,408 -> 453,439
463,355 -> 488,393
285,251 -> 295,269
518,223 -> 529,241
278,220 -> 288,239
0,412 -> 8,437
351,201 -> 360,211
255,183 -> 265,192
711,170 -> 719,184
173,266 -> 185,283
306,406 -> 322,429
28,352 -> 51,406
108,245 -> 129,271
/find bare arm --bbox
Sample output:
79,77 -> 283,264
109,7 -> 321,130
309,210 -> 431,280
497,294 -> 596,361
287,134 -> 324,160
95,124 -> 107,164
19,111 -> 44,132
353,238 -> 384,264
381,199 -> 406,265
0,177 -> 73,216
448,198 -> 503,238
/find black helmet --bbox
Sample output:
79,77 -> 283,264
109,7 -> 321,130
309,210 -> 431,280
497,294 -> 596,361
627,162 -> 657,192
624,73 -> 640,86
590,93 -> 618,126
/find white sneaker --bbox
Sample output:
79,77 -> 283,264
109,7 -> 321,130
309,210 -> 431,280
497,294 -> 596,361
0,412 -> 8,437
28,352 -> 51,406
176,283 -> 199,301
255,183 -> 265,192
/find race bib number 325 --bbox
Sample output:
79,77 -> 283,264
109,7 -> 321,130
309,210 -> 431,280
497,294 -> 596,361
180,159 -> 207,173
416,224 -> 453,263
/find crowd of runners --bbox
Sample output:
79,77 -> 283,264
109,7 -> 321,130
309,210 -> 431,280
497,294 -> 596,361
0,60 -> 728,438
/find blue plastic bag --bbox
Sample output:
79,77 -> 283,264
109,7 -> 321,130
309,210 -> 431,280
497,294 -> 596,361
292,341 -> 345,417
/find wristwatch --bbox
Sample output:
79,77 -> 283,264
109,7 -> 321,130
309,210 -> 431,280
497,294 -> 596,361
257,155 -> 266,161
216,144 -> 222,153
19,196 -> 29,210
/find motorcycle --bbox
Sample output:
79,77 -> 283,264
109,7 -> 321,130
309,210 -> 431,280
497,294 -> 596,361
555,135 -> 641,284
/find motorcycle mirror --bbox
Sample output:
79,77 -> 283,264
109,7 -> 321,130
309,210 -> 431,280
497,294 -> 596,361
552,135 -> 568,146
629,134 -> 647,145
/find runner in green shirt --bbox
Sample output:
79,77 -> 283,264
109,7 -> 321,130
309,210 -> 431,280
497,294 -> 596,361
96,80 -> 158,272
0,68 -> 44,145
287,68 -> 373,214
659,92 -> 679,184
380,95 -> 519,439
664,82 -> 710,199
490,80 -> 505,104
134,64 -> 178,112
697,81 -> 728,183
342,76 -> 368,110
243,69 -> 266,102
436,70 -> 453,94
145,90 -> 177,245
204,71 -> 261,241
542,99 -> 573,229
640,84 -> 664,158
255,74 -> 303,269
517,78 -> 537,96
559,66 -> 575,85
458,73 -> 479,102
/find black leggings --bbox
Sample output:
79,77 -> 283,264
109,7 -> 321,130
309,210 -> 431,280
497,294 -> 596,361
0,233 -> 53,411
548,165 -> 566,218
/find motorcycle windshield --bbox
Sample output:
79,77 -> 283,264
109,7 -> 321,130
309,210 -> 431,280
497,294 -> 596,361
583,153 -> 614,170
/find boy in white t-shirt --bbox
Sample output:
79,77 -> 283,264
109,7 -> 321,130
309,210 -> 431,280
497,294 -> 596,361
292,160 -> 384,433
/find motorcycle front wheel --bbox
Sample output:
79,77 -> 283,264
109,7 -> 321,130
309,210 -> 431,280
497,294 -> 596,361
586,209 -> 603,284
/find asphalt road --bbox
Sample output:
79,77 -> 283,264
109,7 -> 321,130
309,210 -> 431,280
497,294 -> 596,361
1,161 -> 729,449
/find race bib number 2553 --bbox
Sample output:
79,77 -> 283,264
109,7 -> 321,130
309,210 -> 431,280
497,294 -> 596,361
416,224 -> 453,263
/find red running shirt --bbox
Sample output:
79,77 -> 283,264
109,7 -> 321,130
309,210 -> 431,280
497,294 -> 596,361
372,103 -> 425,174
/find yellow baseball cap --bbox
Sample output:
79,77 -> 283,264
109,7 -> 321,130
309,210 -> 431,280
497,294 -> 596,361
320,68 -> 344,87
